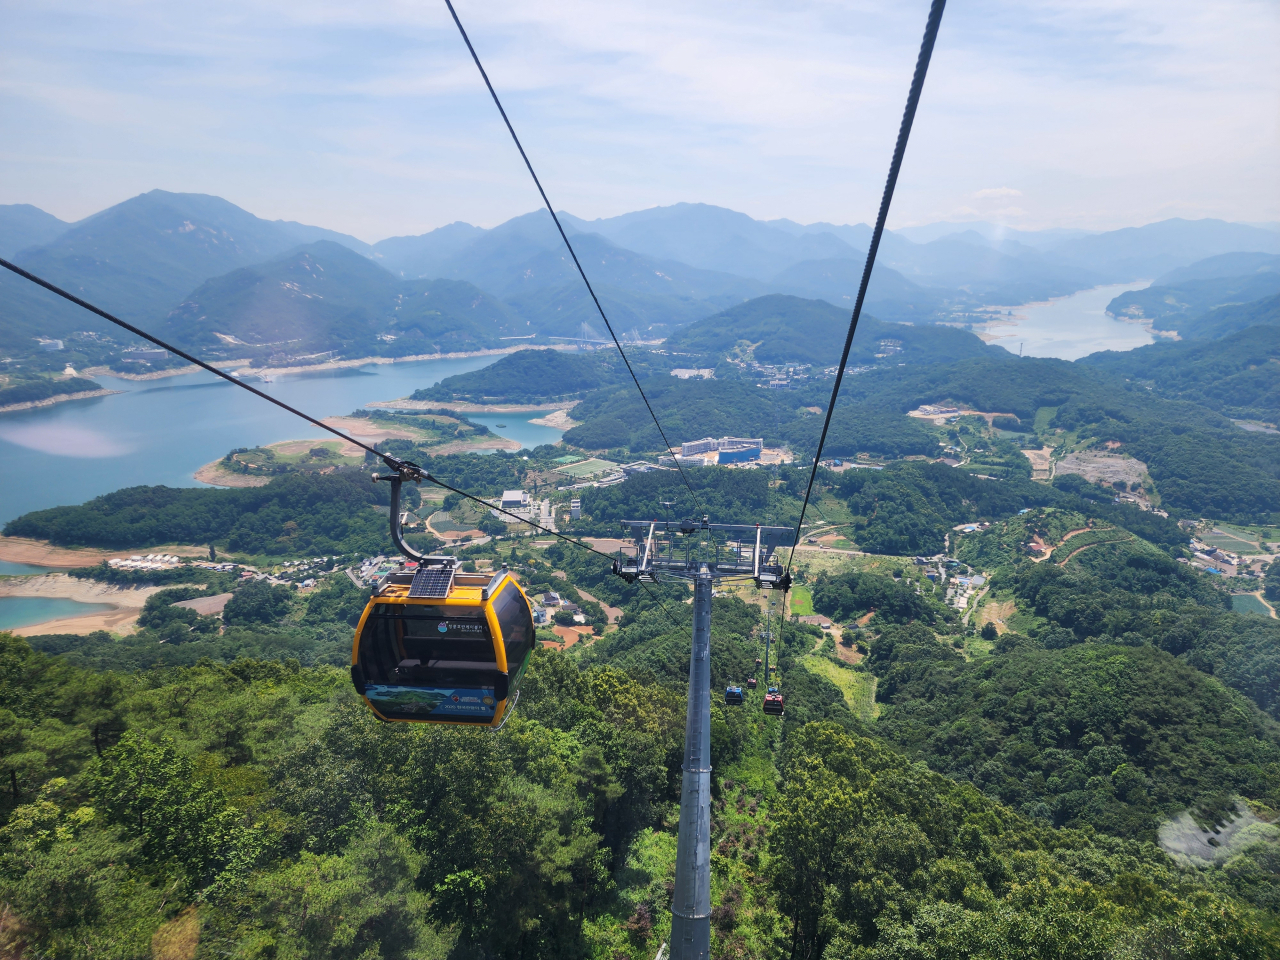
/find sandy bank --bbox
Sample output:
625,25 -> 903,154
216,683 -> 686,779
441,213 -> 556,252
1,573 -> 170,636
249,344 -> 576,379
431,436 -> 522,454
0,573 -> 164,606
193,461 -> 273,488
529,409 -> 581,429
80,364 -> 213,381
0,536 -> 208,568
0,389 -> 122,415
370,398 -> 580,414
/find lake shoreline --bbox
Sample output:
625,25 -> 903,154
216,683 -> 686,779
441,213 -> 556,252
370,398 -> 581,414
79,344 -> 578,385
0,572 -> 168,636
971,281 -> 1155,361
231,344 -> 576,380
0,536 -> 208,567
0,388 -> 123,415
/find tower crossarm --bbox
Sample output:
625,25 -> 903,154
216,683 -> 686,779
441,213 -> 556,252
610,518 -> 795,589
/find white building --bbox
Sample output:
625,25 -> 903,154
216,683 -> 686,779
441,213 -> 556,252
501,490 -> 530,510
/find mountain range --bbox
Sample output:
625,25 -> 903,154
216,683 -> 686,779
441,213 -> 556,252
2,190 -> 1278,361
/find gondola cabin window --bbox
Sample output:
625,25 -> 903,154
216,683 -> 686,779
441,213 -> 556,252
358,603 -> 506,723
493,580 -> 534,682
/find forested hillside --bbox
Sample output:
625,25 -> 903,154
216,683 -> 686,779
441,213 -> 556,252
4,199 -> 1280,957
1080,322 -> 1280,422
413,349 -> 632,404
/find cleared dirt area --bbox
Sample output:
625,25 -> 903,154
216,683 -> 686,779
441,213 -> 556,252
0,537 -> 207,568
977,599 -> 1016,634
833,641 -> 863,665
431,437 -> 522,454
908,406 -> 1017,426
583,538 -> 638,556
320,417 -> 426,456
544,625 -> 594,649
529,410 -> 581,429
173,592 -> 234,616
1022,446 -> 1055,480
426,511 -> 483,540
1056,451 -> 1147,487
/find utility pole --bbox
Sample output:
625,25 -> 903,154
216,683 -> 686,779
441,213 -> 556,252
613,518 -> 793,960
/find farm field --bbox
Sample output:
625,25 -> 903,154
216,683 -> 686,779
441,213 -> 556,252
1231,594 -> 1276,617
1201,522 -> 1277,554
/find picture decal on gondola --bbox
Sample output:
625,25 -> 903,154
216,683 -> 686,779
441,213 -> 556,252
364,683 -> 498,719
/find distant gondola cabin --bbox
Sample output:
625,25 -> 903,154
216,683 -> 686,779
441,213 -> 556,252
351,559 -> 534,726
764,689 -> 784,716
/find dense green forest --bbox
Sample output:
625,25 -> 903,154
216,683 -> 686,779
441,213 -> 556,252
5,449 -> 1280,956
866,627 -> 1280,839
1080,323 -> 1280,423
5,576 -> 1278,957
412,349 -> 632,404
2,470 -> 412,556
1169,293 -> 1280,341
1106,269 -> 1280,331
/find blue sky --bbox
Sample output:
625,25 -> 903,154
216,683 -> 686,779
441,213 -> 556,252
1,0 -> 1276,240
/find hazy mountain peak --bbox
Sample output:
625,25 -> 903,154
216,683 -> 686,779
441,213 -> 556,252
0,203 -> 70,259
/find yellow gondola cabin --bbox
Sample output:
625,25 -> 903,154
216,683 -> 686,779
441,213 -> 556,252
351,557 -> 534,726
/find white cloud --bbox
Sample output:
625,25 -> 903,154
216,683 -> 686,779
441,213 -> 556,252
0,0 -> 1275,236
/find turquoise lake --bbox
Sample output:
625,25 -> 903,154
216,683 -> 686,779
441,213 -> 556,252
0,596 -> 113,631
0,353 -> 547,525
0,561 -> 59,576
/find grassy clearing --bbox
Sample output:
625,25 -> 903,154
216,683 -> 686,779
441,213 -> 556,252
791,552 -> 861,579
790,585 -> 814,616
799,655 -> 879,720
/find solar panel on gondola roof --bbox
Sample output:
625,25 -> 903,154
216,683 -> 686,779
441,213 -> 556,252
409,565 -> 455,598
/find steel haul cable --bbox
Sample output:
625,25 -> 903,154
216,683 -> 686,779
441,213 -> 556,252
0,255 -> 682,627
442,0 -> 705,516
786,0 -> 948,576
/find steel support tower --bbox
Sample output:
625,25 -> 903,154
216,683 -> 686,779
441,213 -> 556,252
613,518 -> 793,960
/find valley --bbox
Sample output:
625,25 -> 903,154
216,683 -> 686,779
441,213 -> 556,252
2,196 -> 1279,959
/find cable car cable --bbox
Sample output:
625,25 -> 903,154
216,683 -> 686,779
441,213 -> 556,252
0,255 -> 682,626
442,0 -> 705,515
785,0 -> 947,576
